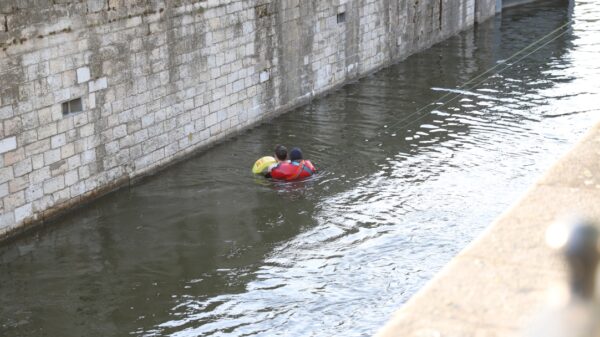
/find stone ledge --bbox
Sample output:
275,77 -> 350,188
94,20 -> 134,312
376,119 -> 600,337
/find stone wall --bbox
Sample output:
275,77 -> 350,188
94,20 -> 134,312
0,0 -> 496,238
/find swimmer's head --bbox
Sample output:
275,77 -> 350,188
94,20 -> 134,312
289,147 -> 303,161
274,145 -> 288,161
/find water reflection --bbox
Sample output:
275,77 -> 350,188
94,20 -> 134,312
2,1 -> 600,337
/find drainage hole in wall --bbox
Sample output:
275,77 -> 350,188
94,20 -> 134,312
62,98 -> 83,115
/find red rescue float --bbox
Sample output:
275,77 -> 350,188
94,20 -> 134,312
269,160 -> 316,181
267,147 -> 317,181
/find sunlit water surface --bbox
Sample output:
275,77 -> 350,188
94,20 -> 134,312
2,1 -> 600,336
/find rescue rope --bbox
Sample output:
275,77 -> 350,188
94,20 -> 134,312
370,20 -> 574,140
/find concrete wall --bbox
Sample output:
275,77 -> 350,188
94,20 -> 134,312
0,0 -> 496,238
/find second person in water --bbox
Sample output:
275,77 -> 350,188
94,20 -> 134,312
266,145 -> 316,181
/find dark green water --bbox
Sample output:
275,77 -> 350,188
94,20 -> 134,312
2,1 -> 600,336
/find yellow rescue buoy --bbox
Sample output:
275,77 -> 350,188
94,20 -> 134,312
252,156 -> 277,174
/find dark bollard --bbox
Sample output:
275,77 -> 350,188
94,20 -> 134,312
526,217 -> 600,337
556,220 -> 599,300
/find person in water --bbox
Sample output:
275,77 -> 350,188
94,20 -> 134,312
265,145 -> 288,178
273,145 -> 288,164
268,147 -> 316,181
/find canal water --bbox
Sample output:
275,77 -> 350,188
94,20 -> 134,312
2,1 -> 600,336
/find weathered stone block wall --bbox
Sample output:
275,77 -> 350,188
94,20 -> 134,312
0,0 -> 495,237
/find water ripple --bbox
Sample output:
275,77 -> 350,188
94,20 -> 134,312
2,2 -> 600,337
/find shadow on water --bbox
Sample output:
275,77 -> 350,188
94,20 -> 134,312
2,1 -> 600,336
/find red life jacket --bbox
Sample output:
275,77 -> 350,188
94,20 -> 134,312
270,160 -> 316,181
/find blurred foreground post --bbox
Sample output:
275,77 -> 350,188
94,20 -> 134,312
526,217 -> 600,337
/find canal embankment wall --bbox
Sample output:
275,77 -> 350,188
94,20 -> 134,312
376,119 -> 600,336
0,0 -> 496,238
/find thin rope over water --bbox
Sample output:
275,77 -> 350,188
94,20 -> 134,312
369,20 -> 574,140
